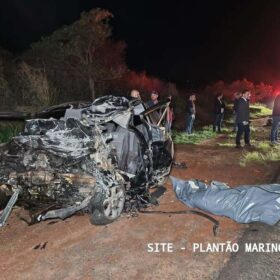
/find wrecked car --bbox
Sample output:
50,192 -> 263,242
0,96 -> 173,226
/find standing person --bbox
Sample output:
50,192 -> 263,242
145,90 -> 159,108
145,90 -> 160,124
129,89 -> 145,114
235,90 -> 251,148
213,93 -> 225,133
185,93 -> 196,134
233,92 -> 241,132
271,94 -> 280,144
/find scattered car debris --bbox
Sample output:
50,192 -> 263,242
0,188 -> 20,227
33,244 -> 41,250
172,161 -> 187,169
41,241 -> 48,249
0,96 -> 173,226
33,242 -> 48,250
150,186 -> 167,200
0,111 -> 30,121
171,176 -> 280,225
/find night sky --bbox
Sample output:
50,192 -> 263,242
0,0 -> 280,87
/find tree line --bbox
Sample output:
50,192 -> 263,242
0,8 -> 276,122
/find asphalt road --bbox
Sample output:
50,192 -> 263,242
217,168 -> 280,280
217,222 -> 280,280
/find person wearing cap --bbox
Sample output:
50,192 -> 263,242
185,93 -> 196,134
235,89 -> 251,148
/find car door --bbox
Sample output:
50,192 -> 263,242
141,99 -> 174,171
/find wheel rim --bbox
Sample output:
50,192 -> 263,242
103,186 -> 125,219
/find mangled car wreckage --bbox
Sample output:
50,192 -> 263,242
0,96 -> 173,226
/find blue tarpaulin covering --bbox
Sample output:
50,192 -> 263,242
170,176 -> 280,225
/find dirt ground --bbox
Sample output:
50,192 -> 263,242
0,118 -> 279,280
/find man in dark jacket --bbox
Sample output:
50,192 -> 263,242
235,90 -> 251,148
233,92 -> 241,132
271,94 -> 280,144
213,93 -> 225,132
186,93 -> 196,134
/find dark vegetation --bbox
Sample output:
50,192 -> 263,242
0,122 -> 23,143
0,8 -> 276,136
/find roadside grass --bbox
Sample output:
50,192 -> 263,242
218,143 -> 236,147
256,141 -> 271,152
227,103 -> 272,118
172,126 -> 216,144
173,102 -> 277,166
174,120 -> 259,146
217,125 -> 258,147
250,103 -> 272,118
0,122 -> 23,143
217,126 -> 279,166
240,143 -> 280,166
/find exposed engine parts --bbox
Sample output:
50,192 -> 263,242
0,95 -> 173,226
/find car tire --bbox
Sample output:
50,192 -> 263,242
89,185 -> 125,225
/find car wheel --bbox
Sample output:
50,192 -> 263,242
89,185 -> 125,225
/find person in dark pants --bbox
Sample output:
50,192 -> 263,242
185,93 -> 196,134
233,92 -> 241,132
235,90 -> 251,148
213,93 -> 225,132
271,94 -> 280,144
